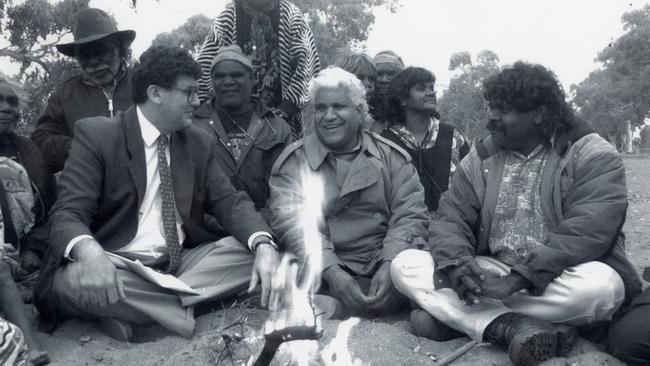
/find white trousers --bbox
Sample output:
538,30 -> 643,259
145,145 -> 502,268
390,249 -> 625,341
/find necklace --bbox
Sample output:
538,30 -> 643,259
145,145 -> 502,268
220,110 -> 254,140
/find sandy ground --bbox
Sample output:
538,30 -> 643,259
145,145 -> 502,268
31,155 -> 649,366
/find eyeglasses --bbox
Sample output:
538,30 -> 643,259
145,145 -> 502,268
167,86 -> 199,103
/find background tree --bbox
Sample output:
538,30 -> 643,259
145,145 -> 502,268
0,0 -> 89,134
151,14 -> 212,55
438,50 -> 501,144
141,0 -> 400,66
292,0 -> 400,66
571,4 -> 650,150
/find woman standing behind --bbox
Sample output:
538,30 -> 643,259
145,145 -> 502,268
381,67 -> 469,212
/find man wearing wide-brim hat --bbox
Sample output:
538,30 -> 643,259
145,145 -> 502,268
31,8 -> 136,173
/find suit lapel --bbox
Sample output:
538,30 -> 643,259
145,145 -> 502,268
170,131 -> 195,220
124,108 -> 147,208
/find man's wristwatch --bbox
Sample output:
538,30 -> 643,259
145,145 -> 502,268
252,238 -> 279,252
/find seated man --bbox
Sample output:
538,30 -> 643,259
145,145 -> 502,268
390,62 -> 642,366
193,45 -> 293,221
34,45 -> 280,341
269,67 -> 429,316
31,8 -> 135,173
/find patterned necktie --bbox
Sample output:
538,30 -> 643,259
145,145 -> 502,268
157,135 -> 181,273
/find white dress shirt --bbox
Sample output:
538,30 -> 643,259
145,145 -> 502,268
64,107 -> 273,264
65,107 -> 184,266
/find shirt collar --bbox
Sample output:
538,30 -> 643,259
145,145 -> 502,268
303,130 -> 381,170
510,144 -> 547,161
390,118 -> 439,149
136,106 -> 164,148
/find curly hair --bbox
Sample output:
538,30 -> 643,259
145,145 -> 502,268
385,66 -> 439,125
482,61 -> 574,139
131,45 -> 201,104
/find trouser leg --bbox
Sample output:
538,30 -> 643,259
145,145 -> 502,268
51,263 -> 195,337
176,236 -> 254,307
390,249 -> 509,340
503,261 -> 624,325
49,236 -> 254,337
608,288 -> 650,366
391,249 -> 625,341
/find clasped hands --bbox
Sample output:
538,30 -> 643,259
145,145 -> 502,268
322,261 -> 397,313
446,257 -> 530,305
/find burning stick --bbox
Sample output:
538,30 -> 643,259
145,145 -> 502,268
252,324 -> 323,366
252,170 -> 326,365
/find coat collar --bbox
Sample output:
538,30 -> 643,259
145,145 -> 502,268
303,130 -> 381,171
194,98 -> 268,170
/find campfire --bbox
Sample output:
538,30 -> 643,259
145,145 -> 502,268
249,170 -> 362,365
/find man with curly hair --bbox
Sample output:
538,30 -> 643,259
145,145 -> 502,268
35,45 -> 280,341
390,62 -> 642,366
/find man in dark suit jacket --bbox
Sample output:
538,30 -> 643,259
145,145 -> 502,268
35,45 -> 280,341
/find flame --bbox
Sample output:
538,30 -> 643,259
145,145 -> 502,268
261,168 -> 365,365
322,318 -> 365,366
262,168 -> 325,364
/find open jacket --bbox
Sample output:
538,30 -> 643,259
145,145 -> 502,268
431,120 -> 642,303
35,107 -> 271,324
192,100 -> 293,221
269,131 -> 430,276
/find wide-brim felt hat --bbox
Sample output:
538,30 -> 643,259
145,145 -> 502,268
56,8 -> 135,57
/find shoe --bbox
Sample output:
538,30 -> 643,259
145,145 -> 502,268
483,313 -> 576,366
410,309 -> 464,341
555,324 -> 578,357
100,318 -> 133,342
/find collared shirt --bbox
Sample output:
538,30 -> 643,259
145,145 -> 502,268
388,118 -> 467,165
310,136 -> 362,216
112,108 -> 185,264
65,107 -> 185,266
489,144 -> 550,266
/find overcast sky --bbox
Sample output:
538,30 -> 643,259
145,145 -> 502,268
4,0 -> 650,92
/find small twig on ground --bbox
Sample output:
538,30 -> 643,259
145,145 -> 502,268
434,340 -> 480,366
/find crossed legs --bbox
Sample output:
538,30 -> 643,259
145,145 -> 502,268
49,236 -> 254,337
390,249 -> 625,341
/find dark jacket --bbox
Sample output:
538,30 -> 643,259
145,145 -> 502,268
381,123 -> 470,211
0,134 -> 56,256
431,120 -> 642,304
192,100 -> 293,221
35,107 -> 272,323
31,68 -> 133,173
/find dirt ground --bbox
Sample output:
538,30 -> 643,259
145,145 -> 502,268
32,155 -> 649,366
